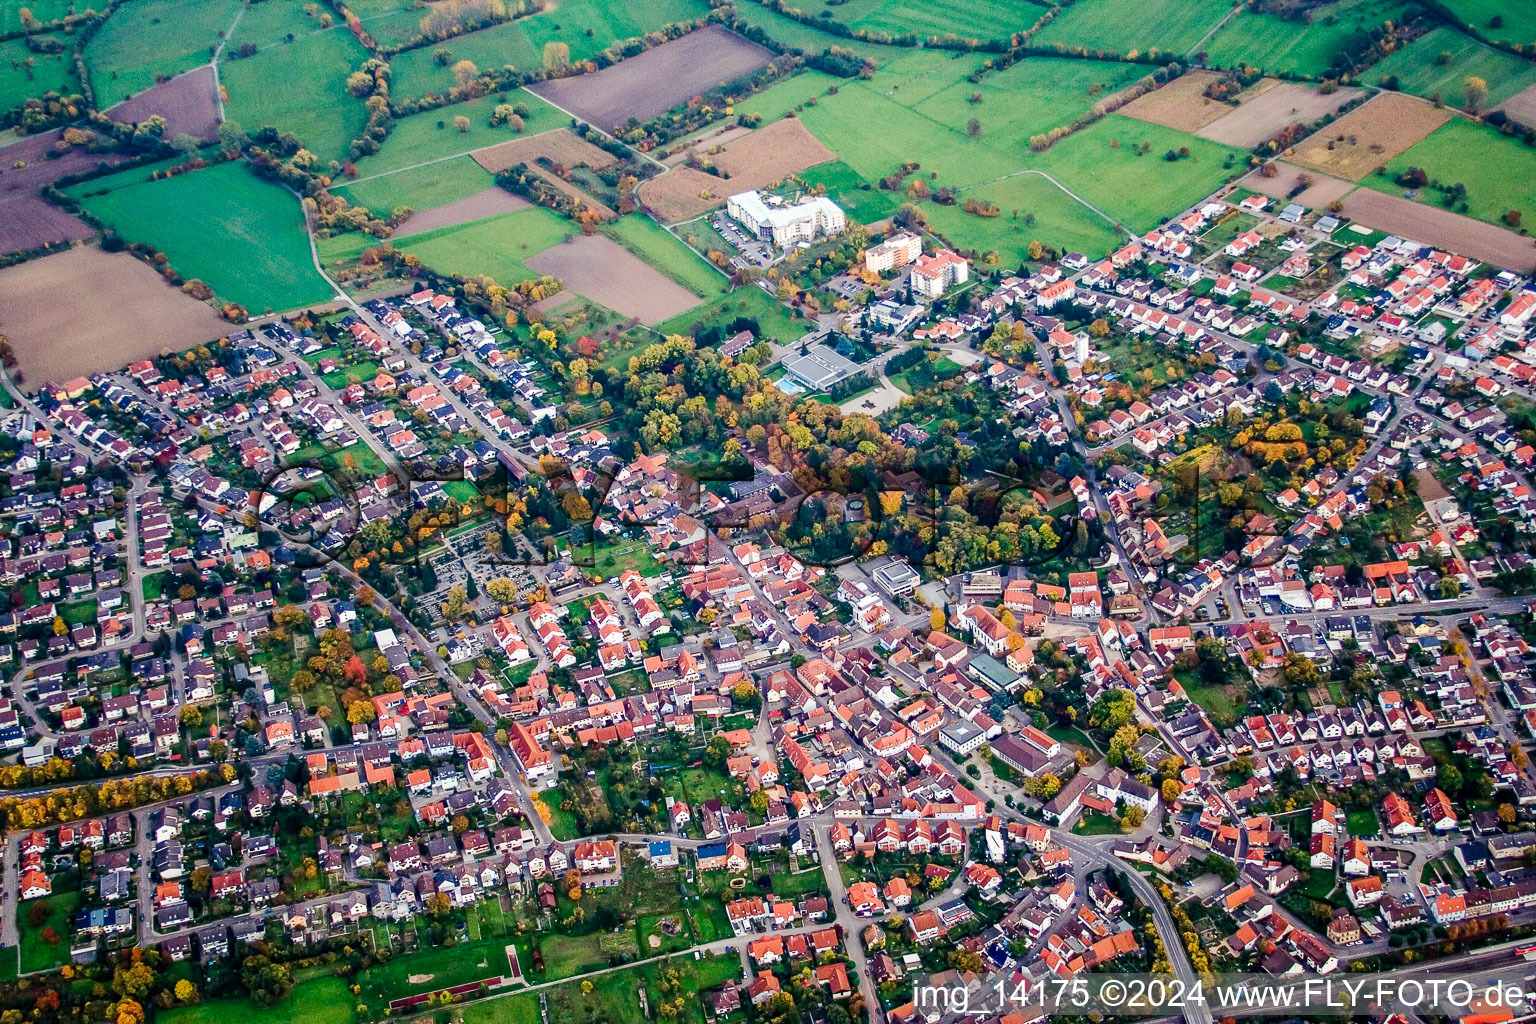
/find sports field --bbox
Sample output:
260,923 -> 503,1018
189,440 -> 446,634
1032,0 -> 1229,55
218,28 -> 371,163
1366,117 -> 1536,230
395,205 -> 575,286
83,0 -> 243,103
333,156 -> 498,216
75,161 -> 335,312
1368,26 -> 1536,109
0,36 -> 76,114
1030,115 -> 1245,234
1202,0 -> 1408,77
387,0 -> 709,100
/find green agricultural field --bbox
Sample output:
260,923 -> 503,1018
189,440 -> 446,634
348,90 -> 566,178
606,215 -> 728,299
395,205 -> 574,284
1441,0 -> 1536,50
798,160 -> 899,224
1030,115 -> 1245,234
0,35 -> 76,113
84,0 -> 244,103
1368,26 -> 1536,108
218,29 -> 370,163
928,172 -> 1126,260
1032,0 -> 1229,55
793,78 -> 1018,188
907,56 -> 1150,161
732,69 -> 843,123
0,0 -> 75,31
808,0 -> 1040,41
60,155 -> 185,198
333,156 -> 497,216
1367,118 -> 1536,230
225,0 -> 338,49
75,161 -> 335,312
1202,0 -> 1409,76
160,977 -> 354,1024
731,0 -> 898,63
387,0 -> 710,100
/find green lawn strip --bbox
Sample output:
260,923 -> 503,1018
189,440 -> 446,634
394,205 -> 576,285
17,888 -> 79,974
160,976 -> 355,1024
606,215 -> 728,300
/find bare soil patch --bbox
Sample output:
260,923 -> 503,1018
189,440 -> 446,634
0,196 -> 90,256
1119,70 -> 1232,133
528,25 -> 771,131
1289,92 -> 1450,181
523,234 -> 699,325
662,124 -> 755,166
106,66 -> 220,140
0,246 -> 229,385
1339,188 -> 1536,272
393,188 -> 530,236
1497,82 -> 1536,126
471,129 -> 617,175
1241,160 -> 1354,208
639,116 -> 834,222
1198,82 -> 1364,148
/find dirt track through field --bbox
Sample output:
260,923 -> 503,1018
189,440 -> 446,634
528,25 -> 772,130
1339,188 -> 1536,272
523,234 -> 700,325
0,246 -> 230,384
393,189 -> 531,237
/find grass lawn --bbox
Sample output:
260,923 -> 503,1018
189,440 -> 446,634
0,36 -> 75,114
1072,810 -> 1124,836
83,0 -> 243,103
655,284 -> 809,344
73,160 -> 335,313
1366,118 -> 1536,230
334,155 -> 500,216
1182,680 -> 1243,724
360,934 -> 517,1007
387,0 -> 710,99
538,932 -> 614,980
662,765 -> 743,807
1369,26 -> 1536,107
17,889 -> 79,974
1346,809 -> 1378,836
926,172 -> 1125,260
1203,0 -> 1409,77
348,89 -> 567,178
798,160 -> 899,225
591,537 -> 669,578
218,28 -> 371,164
1032,0 -> 1230,54
1030,115 -> 1246,234
606,215 -> 728,299
395,205 -> 576,285
161,976 -> 355,1024
459,992 -> 541,1024
536,785 -> 581,840
732,68 -> 844,122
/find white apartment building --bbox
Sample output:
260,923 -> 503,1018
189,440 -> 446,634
727,190 -> 846,248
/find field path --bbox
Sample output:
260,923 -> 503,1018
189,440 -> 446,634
209,1 -> 248,122
342,126 -> 568,186
1186,3 -> 1239,56
958,167 -> 1136,241
526,91 -> 667,171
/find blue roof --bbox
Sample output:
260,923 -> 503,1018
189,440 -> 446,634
649,840 -> 672,857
